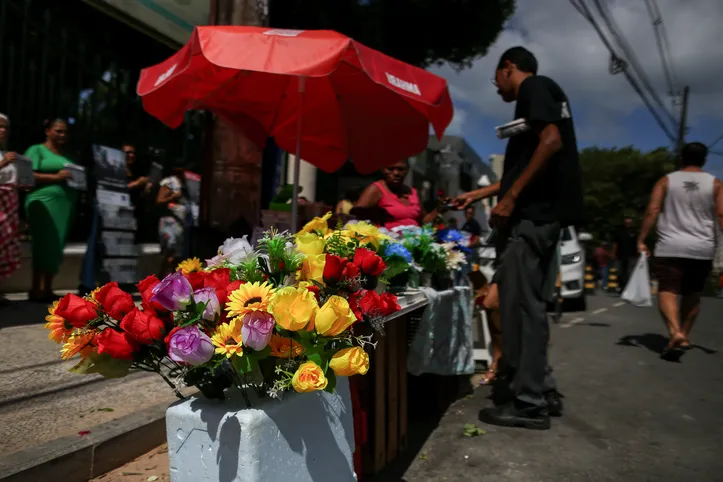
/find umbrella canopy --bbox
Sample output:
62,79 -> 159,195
137,26 -> 454,174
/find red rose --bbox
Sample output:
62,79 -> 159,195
304,283 -> 322,302
184,271 -> 206,291
136,275 -> 165,312
348,291 -> 364,322
55,294 -> 99,328
120,308 -> 165,344
204,268 -> 231,292
96,328 -> 139,360
221,279 -> 244,306
95,282 -> 135,321
359,290 -> 383,315
323,254 -> 345,283
342,261 -> 360,280
353,248 -> 386,277
380,292 -> 401,316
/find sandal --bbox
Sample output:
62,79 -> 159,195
661,333 -> 686,362
479,360 -> 500,385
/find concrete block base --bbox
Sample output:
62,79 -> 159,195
166,377 -> 356,482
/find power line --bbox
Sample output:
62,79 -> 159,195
570,0 -> 676,142
644,0 -> 678,98
708,132 -> 723,150
590,0 -> 678,127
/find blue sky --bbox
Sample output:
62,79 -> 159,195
430,0 -> 723,179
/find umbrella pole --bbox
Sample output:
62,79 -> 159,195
290,76 -> 306,232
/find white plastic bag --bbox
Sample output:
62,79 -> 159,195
621,254 -> 653,307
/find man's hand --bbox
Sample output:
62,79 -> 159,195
490,194 -> 516,228
453,190 -> 480,210
637,240 -> 650,256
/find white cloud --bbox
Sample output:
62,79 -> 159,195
430,0 -> 723,143
445,107 -> 467,136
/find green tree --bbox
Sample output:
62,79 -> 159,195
580,146 -> 676,242
268,0 -> 516,69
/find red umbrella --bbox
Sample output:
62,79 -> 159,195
137,26 -> 454,226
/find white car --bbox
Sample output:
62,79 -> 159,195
476,226 -> 590,311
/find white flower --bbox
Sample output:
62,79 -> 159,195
442,242 -> 466,271
219,236 -> 253,265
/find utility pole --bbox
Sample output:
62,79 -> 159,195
197,0 -> 268,258
675,85 -> 689,157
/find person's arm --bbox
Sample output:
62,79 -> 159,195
715,178 -> 723,231
350,183 -> 387,222
637,176 -> 668,254
156,185 -> 179,205
490,124 -> 561,226
128,176 -> 148,191
0,152 -> 17,169
24,145 -> 71,185
453,182 -> 501,209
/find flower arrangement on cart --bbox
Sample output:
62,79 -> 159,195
45,213 -> 401,406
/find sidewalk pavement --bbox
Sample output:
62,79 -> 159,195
92,294 -> 723,481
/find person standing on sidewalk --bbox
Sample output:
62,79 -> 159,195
637,142 -> 723,361
454,46 -> 584,430
594,242 -> 611,290
613,217 -> 638,292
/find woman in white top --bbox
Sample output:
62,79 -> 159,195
0,113 -> 21,303
638,142 -> 723,360
156,167 -> 189,276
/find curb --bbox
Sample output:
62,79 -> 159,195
0,401 -> 169,482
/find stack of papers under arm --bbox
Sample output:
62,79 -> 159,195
496,118 -> 530,139
64,163 -> 87,191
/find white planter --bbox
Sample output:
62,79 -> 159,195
166,377 -> 356,482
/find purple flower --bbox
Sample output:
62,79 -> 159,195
168,325 -> 214,366
194,287 -> 220,321
151,271 -> 193,311
241,311 -> 276,351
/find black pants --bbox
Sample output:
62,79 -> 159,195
495,219 -> 560,409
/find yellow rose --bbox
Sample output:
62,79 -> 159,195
299,254 -> 326,284
268,286 -> 318,331
299,212 -> 332,236
296,232 -> 326,256
291,361 -> 328,393
315,295 -> 357,337
345,221 -> 386,248
329,347 -> 370,377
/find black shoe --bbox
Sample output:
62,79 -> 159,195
479,403 -> 550,430
660,346 -> 684,362
545,390 -> 563,417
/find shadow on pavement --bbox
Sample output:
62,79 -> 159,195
617,333 -> 718,356
368,375 -> 473,482
0,300 -> 53,328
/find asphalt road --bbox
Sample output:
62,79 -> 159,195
392,294 -> 723,482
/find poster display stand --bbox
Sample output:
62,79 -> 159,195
89,145 -> 138,287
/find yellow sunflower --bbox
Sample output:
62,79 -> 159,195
61,331 -> 97,361
211,318 -> 244,358
45,300 -> 75,344
226,281 -> 275,318
177,257 -> 203,274
86,286 -> 102,304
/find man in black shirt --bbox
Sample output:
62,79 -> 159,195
454,47 -> 584,430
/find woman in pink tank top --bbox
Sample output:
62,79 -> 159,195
353,160 -> 441,229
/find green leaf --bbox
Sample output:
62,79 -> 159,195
232,354 -> 258,374
324,371 -> 337,393
253,345 -> 272,361
70,353 -> 132,379
462,423 -> 486,437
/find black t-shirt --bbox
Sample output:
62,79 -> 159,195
614,227 -> 637,259
461,218 -> 482,236
499,75 -> 585,226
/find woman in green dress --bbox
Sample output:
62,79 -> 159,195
24,118 -> 76,302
